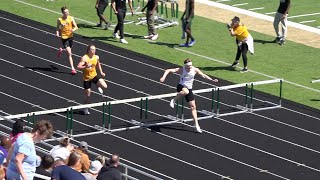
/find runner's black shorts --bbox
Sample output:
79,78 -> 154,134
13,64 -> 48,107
61,37 -> 73,49
177,84 -> 194,102
84,76 -> 100,89
97,3 -> 108,15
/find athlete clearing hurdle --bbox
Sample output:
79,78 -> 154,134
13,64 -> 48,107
160,58 -> 218,133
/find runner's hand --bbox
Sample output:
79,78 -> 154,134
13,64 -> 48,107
101,72 -> 106,77
212,79 -> 218,82
160,77 -> 165,82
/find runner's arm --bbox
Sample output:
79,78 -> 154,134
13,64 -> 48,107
160,68 -> 180,82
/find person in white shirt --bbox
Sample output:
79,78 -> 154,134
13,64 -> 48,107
160,58 -> 218,133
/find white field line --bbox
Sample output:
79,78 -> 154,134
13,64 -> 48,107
265,12 -> 276,15
4,2 -> 320,93
299,20 -> 316,24
196,0 -> 320,34
216,0 -> 230,2
1,48 -> 320,175
288,13 -> 320,19
248,7 -> 264,11
1,18 -> 320,123
232,3 -> 248,7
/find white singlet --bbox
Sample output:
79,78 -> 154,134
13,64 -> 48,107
179,66 -> 196,89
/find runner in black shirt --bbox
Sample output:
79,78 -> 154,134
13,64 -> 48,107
273,0 -> 290,46
111,0 -> 134,44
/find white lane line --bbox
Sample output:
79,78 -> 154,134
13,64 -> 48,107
216,0 -> 231,2
0,65 -> 176,180
0,54 -> 319,176
299,20 -> 316,24
5,2 -> 320,94
248,7 -> 265,11
110,133 -> 235,179
2,27 -> 320,141
288,13 -> 320,19
232,3 -> 248,7
3,30 -> 320,141
174,47 -> 320,94
265,12 -> 276,15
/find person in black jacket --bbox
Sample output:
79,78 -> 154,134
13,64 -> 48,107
97,154 -> 121,180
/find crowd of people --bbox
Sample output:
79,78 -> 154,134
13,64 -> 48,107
0,120 -> 122,180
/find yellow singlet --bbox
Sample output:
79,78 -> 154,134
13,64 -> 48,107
83,54 -> 98,81
59,16 -> 73,39
233,25 -> 249,41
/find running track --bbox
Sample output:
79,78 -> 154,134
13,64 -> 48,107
0,11 -> 320,180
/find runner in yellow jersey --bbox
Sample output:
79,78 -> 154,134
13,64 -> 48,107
227,16 -> 254,73
77,45 -> 108,115
56,6 -> 78,75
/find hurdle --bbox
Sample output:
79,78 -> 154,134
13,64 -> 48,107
136,0 -> 179,29
0,79 -> 283,135
311,79 -> 320,83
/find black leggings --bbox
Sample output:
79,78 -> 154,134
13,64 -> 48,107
235,40 -> 248,67
114,9 -> 126,39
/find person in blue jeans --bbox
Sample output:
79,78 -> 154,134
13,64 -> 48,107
6,120 -> 53,180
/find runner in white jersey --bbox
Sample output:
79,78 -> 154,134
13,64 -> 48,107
160,58 -> 218,133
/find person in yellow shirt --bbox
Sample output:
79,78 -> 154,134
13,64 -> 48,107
77,45 -> 108,115
56,6 -> 78,75
227,16 -> 254,73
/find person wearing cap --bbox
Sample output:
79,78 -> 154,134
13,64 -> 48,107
97,154 -> 121,180
74,141 -> 90,172
49,136 -> 74,162
273,0 -> 290,45
82,160 -> 103,180
160,58 -> 218,133
180,0 -> 195,47
227,16 -> 254,73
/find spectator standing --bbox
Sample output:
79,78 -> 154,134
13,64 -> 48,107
273,0 -> 290,45
96,0 -> 111,29
228,16 -> 254,73
111,0 -> 134,44
141,0 -> 159,40
6,120 -> 53,180
97,154 -> 121,180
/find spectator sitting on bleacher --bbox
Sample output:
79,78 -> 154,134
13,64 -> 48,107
34,155 -> 54,180
9,119 -> 25,144
74,141 -> 90,172
50,136 -> 74,162
97,154 -> 121,180
82,160 -> 103,180
51,152 -> 86,180
95,155 -> 106,167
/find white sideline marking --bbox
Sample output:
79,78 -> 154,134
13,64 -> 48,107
216,0 -> 230,2
196,0 -> 320,34
6,2 -> 320,94
299,20 -> 316,24
248,7 -> 264,11
232,3 -> 248,7
288,13 -> 320,19
265,12 -> 276,15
